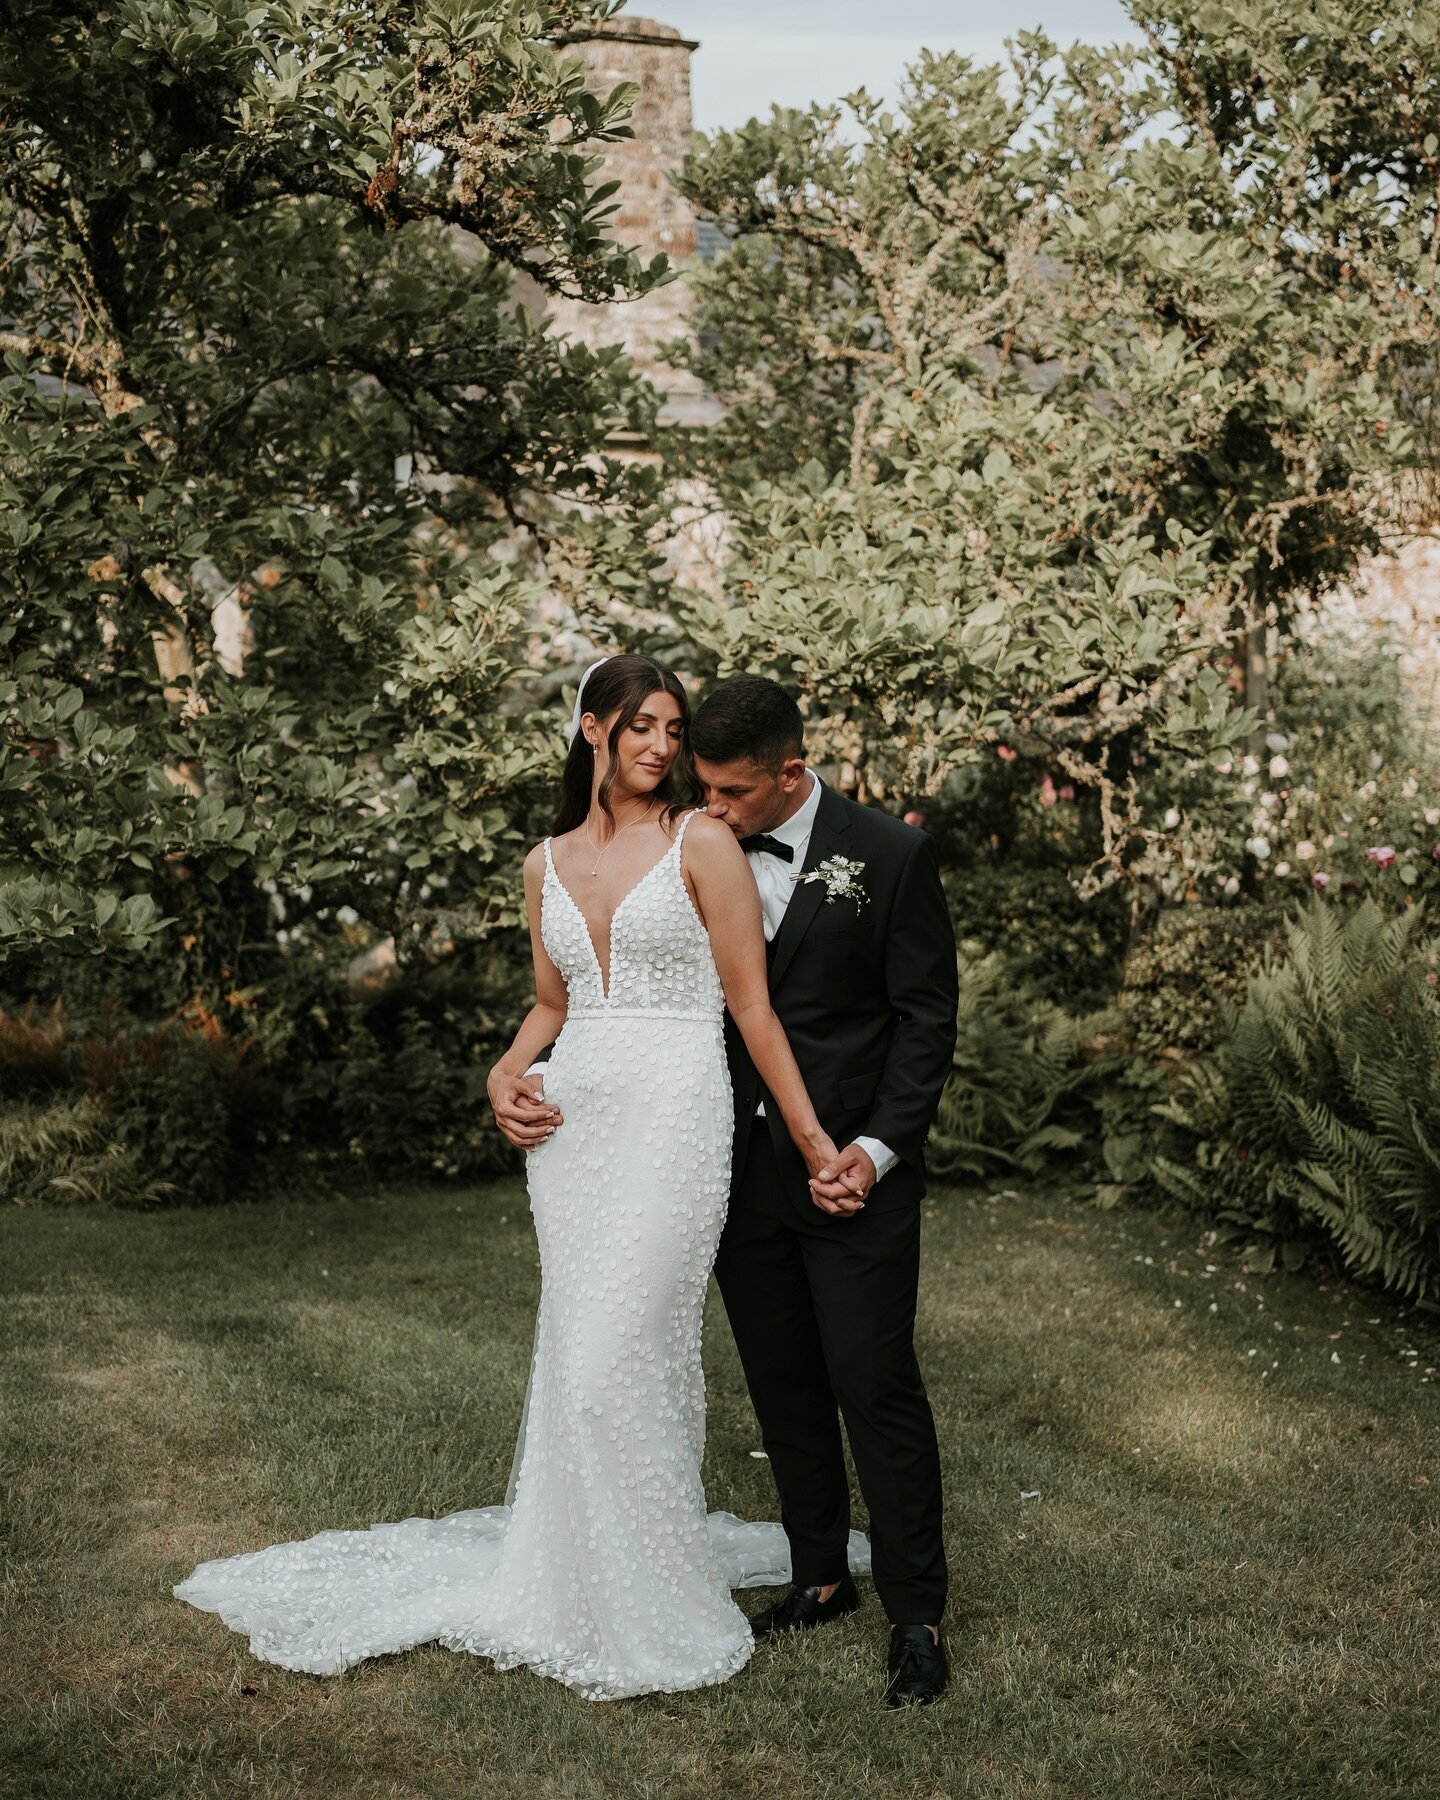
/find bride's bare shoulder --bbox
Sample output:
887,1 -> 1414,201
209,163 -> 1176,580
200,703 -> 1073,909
527,824 -> 585,865
680,811 -> 743,861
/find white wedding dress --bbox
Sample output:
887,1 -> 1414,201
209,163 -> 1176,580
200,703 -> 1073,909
174,809 -> 868,1700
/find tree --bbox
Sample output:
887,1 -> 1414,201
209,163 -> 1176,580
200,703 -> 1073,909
666,15 -> 1431,884
1117,0 -> 1439,716
0,0 -> 667,996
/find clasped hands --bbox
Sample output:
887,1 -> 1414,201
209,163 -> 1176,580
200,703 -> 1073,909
803,1137 -> 875,1217
489,1070 -> 561,1150
490,1072 -> 876,1218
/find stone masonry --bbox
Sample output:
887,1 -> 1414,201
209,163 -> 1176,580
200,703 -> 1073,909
544,17 -> 714,428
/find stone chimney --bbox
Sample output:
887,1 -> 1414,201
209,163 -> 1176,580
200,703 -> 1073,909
546,17 -> 713,426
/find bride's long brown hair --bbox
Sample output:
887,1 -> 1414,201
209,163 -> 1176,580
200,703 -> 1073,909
553,655 -> 702,836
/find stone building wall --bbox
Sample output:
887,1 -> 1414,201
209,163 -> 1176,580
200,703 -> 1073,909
1322,536 -> 1440,735
545,17 -> 714,427
531,14 -> 725,624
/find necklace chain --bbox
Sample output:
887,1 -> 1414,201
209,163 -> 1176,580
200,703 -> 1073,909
584,804 -> 659,877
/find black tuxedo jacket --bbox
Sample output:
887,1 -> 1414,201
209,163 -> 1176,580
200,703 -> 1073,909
728,784 -> 958,1208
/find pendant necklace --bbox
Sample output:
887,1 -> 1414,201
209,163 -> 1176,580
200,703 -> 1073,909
585,804 -> 656,877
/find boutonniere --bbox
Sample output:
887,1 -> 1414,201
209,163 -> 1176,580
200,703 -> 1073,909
793,854 -> 869,907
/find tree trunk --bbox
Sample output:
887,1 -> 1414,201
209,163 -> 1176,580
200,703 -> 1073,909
1244,603 -> 1268,755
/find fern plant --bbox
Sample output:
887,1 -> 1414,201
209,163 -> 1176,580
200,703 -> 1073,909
928,944 -> 1117,1180
1152,898 -> 1440,1296
0,1092 -> 156,1206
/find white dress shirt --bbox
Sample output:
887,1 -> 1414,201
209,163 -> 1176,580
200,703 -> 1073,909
747,772 -> 898,1185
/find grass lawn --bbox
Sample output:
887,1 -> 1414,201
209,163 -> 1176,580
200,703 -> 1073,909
2,1176 -> 1437,1800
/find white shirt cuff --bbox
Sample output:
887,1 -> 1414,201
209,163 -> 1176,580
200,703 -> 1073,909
851,1135 -> 899,1183
754,1113 -> 898,1183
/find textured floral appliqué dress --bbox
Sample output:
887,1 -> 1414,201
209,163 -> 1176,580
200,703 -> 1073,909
174,811 -> 866,1699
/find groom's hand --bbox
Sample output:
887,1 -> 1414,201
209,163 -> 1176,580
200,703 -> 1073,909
489,1071 -> 562,1150
809,1143 -> 876,1217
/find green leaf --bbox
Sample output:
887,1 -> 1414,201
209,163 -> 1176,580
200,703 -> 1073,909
981,448 -> 1013,486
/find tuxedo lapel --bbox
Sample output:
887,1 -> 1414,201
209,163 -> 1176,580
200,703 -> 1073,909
767,784 -> 851,992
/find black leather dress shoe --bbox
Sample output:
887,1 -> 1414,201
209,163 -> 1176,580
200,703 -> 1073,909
884,1623 -> 948,1707
750,1574 -> 860,1641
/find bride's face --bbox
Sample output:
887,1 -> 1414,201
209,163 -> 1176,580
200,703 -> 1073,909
585,688 -> 685,797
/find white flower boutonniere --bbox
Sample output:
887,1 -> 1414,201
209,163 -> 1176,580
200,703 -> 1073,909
793,854 -> 869,907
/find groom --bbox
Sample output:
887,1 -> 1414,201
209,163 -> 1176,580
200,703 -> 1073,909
690,676 -> 957,1709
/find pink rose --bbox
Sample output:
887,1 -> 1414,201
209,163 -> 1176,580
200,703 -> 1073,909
1312,871 -> 1330,890
903,810 -> 925,829
1364,845 -> 1397,869
1038,775 -> 1057,809
997,745 -> 1017,762
1058,784 -> 1075,801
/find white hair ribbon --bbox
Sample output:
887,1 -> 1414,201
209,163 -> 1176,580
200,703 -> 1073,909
565,656 -> 612,748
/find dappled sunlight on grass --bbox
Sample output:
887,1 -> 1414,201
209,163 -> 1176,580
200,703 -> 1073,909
3,1180 -> 1436,1798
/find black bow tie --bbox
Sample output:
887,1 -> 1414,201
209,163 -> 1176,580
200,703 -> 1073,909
740,833 -> 795,863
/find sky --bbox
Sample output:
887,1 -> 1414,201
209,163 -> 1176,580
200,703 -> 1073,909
672,1 -> 1138,134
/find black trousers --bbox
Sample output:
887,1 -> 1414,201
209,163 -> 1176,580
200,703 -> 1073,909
713,1124 -> 948,1625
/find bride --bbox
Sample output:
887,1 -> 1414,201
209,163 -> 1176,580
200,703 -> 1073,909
174,654 -> 866,1700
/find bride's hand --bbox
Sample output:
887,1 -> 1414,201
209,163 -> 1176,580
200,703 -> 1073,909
796,1129 -> 861,1216
810,1142 -> 876,1217
795,1128 -> 839,1180
488,1068 -> 562,1150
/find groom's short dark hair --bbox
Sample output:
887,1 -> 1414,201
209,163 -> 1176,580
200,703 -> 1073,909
690,675 -> 804,772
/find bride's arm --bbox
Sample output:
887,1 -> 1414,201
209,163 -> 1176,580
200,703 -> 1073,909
684,815 -> 839,1182
487,847 -> 567,1149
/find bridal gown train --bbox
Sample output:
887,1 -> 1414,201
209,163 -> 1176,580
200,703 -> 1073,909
174,808 -> 868,1700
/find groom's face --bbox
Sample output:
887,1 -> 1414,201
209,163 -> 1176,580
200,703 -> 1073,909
693,753 -> 809,838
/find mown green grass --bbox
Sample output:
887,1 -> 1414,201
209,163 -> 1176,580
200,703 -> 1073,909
2,1179 -> 1436,1799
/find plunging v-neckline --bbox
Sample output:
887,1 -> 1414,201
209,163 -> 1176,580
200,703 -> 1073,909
546,832 -> 680,1003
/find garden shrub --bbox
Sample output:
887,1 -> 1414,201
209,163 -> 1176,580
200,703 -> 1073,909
1151,897 -> 1440,1296
81,1012 -> 260,1207
0,1003 -> 260,1206
0,1093 -> 127,1205
0,998 -> 68,1095
280,948 -> 529,1183
0,928 -> 532,1206
1090,913 -> 1264,1204
928,945 -> 1117,1181
1115,903 -> 1290,1060
943,859 -> 1131,1013
1143,619 -> 1440,910
918,754 -> 1131,1012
